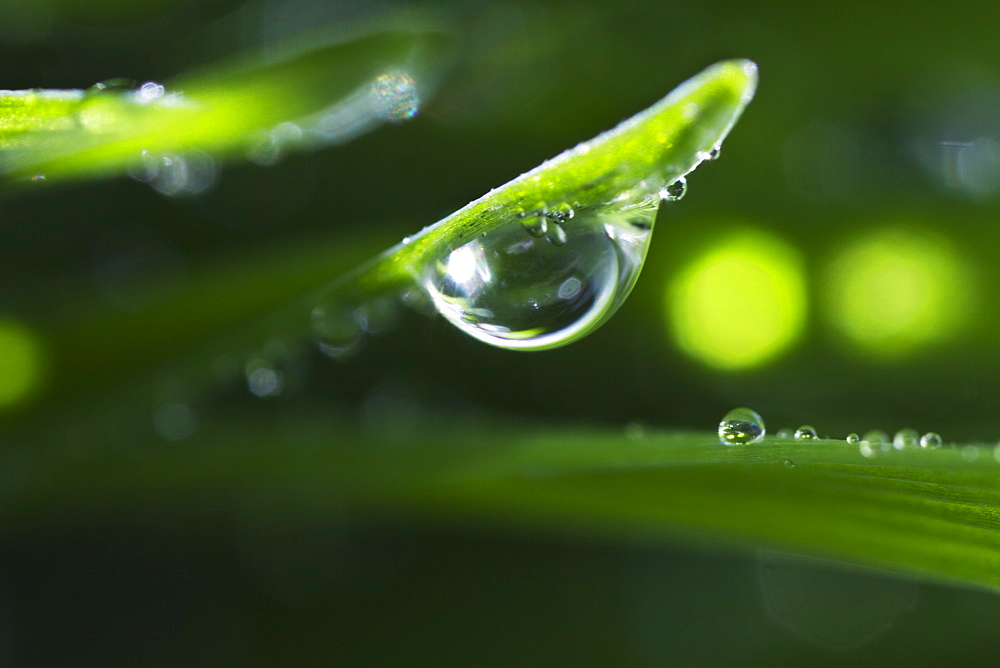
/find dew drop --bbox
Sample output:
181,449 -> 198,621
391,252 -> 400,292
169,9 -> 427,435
845,433 -> 860,444
919,432 -> 942,449
311,304 -> 364,360
776,428 -> 794,439
708,146 -> 721,160
794,425 -> 817,441
784,459 -> 796,469
892,428 -> 919,450
718,407 -> 765,446
623,421 -> 647,441
859,441 -> 877,459
862,430 -> 889,446
370,70 -> 419,123
961,445 -> 980,462
245,358 -> 283,398
137,81 -> 165,102
548,202 -> 576,223
422,195 -> 657,350
660,177 -> 687,201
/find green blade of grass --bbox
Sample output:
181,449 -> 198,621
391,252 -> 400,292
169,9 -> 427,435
9,420 -> 1000,593
0,15 -> 451,187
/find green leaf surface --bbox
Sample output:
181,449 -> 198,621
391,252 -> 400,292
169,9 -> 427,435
333,59 -> 758,300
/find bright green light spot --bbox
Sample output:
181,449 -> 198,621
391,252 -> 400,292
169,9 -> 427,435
667,229 -> 807,371
0,319 -> 45,407
824,227 -> 973,359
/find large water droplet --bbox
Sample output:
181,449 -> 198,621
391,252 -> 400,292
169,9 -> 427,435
718,407 -> 765,445
422,196 -> 657,350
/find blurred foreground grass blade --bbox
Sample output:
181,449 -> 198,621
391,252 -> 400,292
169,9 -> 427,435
13,422 -> 1000,593
0,16 -> 452,187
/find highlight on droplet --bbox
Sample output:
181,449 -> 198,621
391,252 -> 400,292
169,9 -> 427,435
822,225 -> 974,360
666,227 -> 807,371
0,318 -> 46,408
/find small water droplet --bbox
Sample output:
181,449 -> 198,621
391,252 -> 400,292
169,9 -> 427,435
859,441 -> 876,459
422,194 -> 657,350
371,70 -> 419,122
784,459 -> 796,469
708,146 -> 721,160
245,358 -> 283,398
31,174 -> 45,183
311,305 -> 364,360
845,433 -> 860,444
776,428 -> 794,439
660,177 -> 687,201
893,428 -> 920,450
548,202 -> 576,223
794,425 -> 817,441
961,445 -> 980,462
153,402 -> 198,441
624,421 -> 647,441
993,443 -> 1000,464
87,78 -> 137,94
919,432 -> 942,449
521,214 -> 548,238
718,407 -> 765,446
137,81 -> 165,102
862,430 -> 889,446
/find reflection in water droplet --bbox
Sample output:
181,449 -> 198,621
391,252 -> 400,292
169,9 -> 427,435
845,433 -> 860,444
893,428 -> 919,450
718,407 -> 765,445
919,432 -> 942,449
794,425 -> 817,441
423,195 -> 657,350
660,177 -> 687,201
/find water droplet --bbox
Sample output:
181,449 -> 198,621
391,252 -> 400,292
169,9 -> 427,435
370,70 -> 419,123
422,195 -> 657,350
859,442 -> 876,459
794,425 -> 817,441
548,202 -> 576,223
660,177 -> 687,201
311,305 -> 364,360
137,81 -> 165,102
919,432 -> 942,449
87,78 -> 138,94
718,407 -> 765,445
520,214 -> 548,238
845,433 -> 860,444
30,174 -> 45,183
784,459 -> 796,469
153,402 -> 198,441
776,428 -> 794,439
245,358 -> 283,398
862,430 -> 889,446
961,445 -> 980,462
129,149 -> 216,196
708,146 -> 721,160
993,444 -> 1000,464
624,421 -> 647,441
893,428 -> 920,450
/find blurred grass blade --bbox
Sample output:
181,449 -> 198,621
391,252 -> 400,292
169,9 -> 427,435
15,422 -> 1000,594
0,15 -> 452,188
